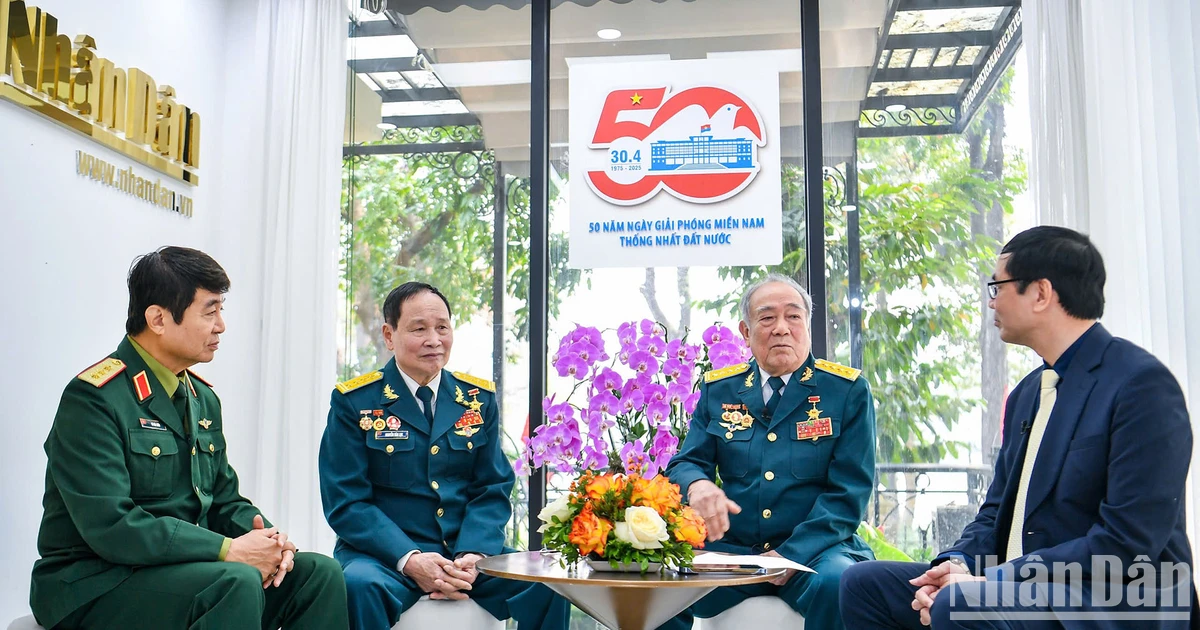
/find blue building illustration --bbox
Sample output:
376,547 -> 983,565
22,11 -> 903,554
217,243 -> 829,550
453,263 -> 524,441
649,134 -> 753,172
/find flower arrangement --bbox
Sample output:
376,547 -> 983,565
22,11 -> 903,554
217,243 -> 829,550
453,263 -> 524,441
536,470 -> 708,571
515,318 -> 751,571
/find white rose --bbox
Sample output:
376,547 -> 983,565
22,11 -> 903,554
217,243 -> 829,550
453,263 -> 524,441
537,493 -> 573,532
613,506 -> 670,550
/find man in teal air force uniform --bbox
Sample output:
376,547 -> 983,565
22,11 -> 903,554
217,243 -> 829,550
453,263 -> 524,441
31,247 -> 346,630
663,274 -> 876,630
320,281 -> 569,630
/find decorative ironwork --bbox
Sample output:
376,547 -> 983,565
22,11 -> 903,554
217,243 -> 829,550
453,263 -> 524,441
822,165 -> 846,210
381,125 -> 481,146
859,106 -> 959,138
960,7 -> 1022,127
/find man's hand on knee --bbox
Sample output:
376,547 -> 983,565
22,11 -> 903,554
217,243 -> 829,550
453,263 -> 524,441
403,552 -> 472,600
759,550 -> 798,586
687,480 -> 741,541
908,561 -> 985,626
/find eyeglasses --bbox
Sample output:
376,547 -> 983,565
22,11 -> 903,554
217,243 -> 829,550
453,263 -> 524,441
986,278 -> 1022,299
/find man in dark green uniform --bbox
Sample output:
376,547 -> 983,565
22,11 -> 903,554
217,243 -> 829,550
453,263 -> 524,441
319,281 -> 569,630
30,246 -> 347,630
663,273 -> 876,630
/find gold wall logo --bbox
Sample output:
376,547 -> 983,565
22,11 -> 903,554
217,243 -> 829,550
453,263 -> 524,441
1,0 -> 201,185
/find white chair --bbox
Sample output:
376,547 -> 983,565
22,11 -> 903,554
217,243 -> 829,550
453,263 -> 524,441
7,616 -> 44,630
392,596 -> 504,630
696,596 -> 805,629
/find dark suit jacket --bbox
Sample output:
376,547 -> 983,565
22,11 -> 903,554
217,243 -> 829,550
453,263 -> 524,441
941,325 -> 1192,616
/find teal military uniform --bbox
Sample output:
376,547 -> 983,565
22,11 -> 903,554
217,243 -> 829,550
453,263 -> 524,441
663,355 -> 876,630
31,337 -> 347,630
319,358 -> 569,630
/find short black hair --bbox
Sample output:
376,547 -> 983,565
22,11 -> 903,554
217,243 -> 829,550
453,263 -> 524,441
382,282 -> 452,329
1000,226 -> 1105,320
125,247 -> 231,335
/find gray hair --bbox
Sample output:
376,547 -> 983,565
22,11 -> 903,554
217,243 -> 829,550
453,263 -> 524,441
738,273 -> 813,325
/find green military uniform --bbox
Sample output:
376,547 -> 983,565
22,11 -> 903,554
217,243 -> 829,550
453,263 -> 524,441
663,355 -> 876,630
31,337 -> 347,630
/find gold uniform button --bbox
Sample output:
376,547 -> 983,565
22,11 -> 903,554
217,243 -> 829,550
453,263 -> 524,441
762,509 -> 772,519
194,486 -> 200,494
209,443 -> 215,453
767,432 -> 777,442
431,481 -> 439,490
764,471 -> 775,481
437,508 -> 445,517
386,444 -> 395,454
150,446 -> 161,457
191,447 -> 197,456
725,431 -> 734,439
431,446 -> 440,455
763,542 -> 771,550
467,442 -> 473,450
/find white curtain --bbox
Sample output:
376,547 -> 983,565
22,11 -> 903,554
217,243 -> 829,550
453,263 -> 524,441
216,0 -> 347,553
1025,0 -> 1200,545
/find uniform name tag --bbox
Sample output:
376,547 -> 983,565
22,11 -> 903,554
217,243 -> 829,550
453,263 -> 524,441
795,418 -> 833,441
375,430 -> 409,440
139,418 -> 167,431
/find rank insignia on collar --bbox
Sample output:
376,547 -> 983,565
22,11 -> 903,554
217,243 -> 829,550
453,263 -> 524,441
383,384 -> 400,400
800,367 -> 814,382
132,370 -> 152,402
455,409 -> 484,437
744,370 -> 755,388
198,419 -> 213,430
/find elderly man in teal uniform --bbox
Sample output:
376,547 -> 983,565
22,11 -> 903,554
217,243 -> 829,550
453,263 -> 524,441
319,281 -> 570,630
662,273 -> 876,630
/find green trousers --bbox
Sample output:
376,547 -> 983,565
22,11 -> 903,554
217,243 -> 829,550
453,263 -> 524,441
55,552 -> 347,630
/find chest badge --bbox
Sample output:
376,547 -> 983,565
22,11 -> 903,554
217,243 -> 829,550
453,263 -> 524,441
454,409 -> 484,438
796,395 -> 833,441
719,403 -> 754,439
198,418 -> 213,430
371,409 -> 387,432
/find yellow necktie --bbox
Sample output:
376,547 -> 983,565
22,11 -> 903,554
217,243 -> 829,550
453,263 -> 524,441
1005,369 -> 1060,561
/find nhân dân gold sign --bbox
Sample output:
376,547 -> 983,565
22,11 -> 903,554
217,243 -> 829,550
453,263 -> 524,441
1,0 -> 200,185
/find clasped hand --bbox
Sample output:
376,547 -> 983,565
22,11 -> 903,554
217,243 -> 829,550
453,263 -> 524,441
909,561 -> 986,626
224,514 -> 296,589
403,552 -> 483,600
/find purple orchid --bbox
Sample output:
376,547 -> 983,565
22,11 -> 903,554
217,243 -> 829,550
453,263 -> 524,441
684,391 -> 702,415
617,322 -> 638,350
651,426 -> 680,464
662,358 -> 684,380
645,400 -> 671,425
702,324 -> 737,347
666,381 -> 690,406
621,439 -> 658,477
642,383 -> 668,405
619,387 -> 646,415
554,352 -> 588,379
638,319 -> 661,337
587,390 -> 620,417
627,350 -> 659,376
594,367 -> 624,393
636,334 -> 666,357
709,340 -> 746,370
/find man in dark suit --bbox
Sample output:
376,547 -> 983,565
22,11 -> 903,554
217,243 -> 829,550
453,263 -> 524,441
319,281 -> 569,630
840,226 -> 1193,629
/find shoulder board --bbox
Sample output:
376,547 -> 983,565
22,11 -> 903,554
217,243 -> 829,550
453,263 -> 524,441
186,369 -> 213,388
335,371 -> 382,394
453,371 -> 495,393
705,362 -> 750,383
77,358 -> 126,388
815,359 -> 861,381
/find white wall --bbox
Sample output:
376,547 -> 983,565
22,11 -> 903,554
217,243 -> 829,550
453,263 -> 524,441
0,0 -> 272,620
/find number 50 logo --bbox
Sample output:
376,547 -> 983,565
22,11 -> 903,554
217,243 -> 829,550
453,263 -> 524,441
585,85 -> 767,206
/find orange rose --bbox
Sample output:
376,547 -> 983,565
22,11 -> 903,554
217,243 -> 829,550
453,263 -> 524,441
672,505 -> 707,547
569,505 -> 614,557
585,473 -> 619,501
631,474 -> 682,516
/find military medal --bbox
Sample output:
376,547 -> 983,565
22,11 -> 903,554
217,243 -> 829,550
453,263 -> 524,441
795,395 -> 834,441
371,409 -> 386,431
359,417 -> 373,431
386,415 -> 401,430
454,409 -> 484,437
718,403 -> 754,438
